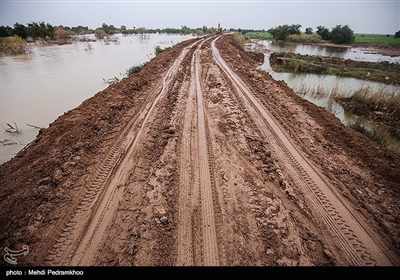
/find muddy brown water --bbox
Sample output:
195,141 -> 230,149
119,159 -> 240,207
0,33 -> 195,164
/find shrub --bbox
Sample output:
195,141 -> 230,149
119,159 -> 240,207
286,33 -> 323,43
330,25 -> 355,44
0,35 -> 32,55
233,33 -> 245,46
94,29 -> 107,39
126,62 -> 147,76
267,24 -> 302,41
154,45 -> 164,55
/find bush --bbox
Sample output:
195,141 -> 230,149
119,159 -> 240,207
330,25 -> 355,44
267,24 -> 302,41
94,29 -> 107,39
0,35 -> 32,55
154,45 -> 164,55
286,33 -> 323,43
233,33 -> 245,46
126,62 -> 147,76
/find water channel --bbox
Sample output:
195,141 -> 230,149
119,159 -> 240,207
1,35 -> 399,164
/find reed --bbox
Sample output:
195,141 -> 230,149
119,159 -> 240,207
0,35 -> 32,55
335,85 -> 400,142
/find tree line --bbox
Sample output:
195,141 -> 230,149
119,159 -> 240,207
0,22 -> 221,41
2,21 -> 399,44
0,22 -> 92,41
266,24 -> 356,44
267,24 -> 400,44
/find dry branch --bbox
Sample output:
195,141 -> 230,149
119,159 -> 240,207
26,123 -> 42,129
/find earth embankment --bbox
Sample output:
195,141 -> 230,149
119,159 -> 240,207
1,33 -> 399,267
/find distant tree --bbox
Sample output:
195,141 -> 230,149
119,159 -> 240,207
268,24 -> 301,41
395,30 -> 400,38
330,24 -> 354,44
316,25 -> 331,40
26,21 -> 54,40
13,22 -> 28,39
0,25 -> 12,37
305,27 -> 313,34
94,28 -> 107,39
54,26 -> 74,40
71,25 -> 91,34
136,27 -> 148,39
100,23 -> 115,35
180,25 -> 191,34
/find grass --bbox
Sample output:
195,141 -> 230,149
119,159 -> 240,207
126,62 -> 147,76
353,34 -> 400,48
269,52 -> 400,85
354,34 -> 399,43
334,86 -> 400,141
296,81 -> 400,153
244,32 -> 273,40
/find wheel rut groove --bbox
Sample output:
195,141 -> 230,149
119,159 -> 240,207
177,37 -> 219,266
45,39 -> 202,266
211,36 -> 392,266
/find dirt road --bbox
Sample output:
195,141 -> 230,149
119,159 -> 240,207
1,34 -> 399,267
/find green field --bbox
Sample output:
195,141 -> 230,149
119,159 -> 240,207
354,34 -> 400,44
244,32 -> 273,40
244,32 -> 400,47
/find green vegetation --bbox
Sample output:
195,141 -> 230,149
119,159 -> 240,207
285,33 -> 323,44
334,86 -> 400,150
330,25 -> 354,44
0,35 -> 32,55
353,34 -> 400,48
0,21 -> 56,40
270,52 -> 400,85
154,45 -> 165,55
267,24 -> 302,41
244,32 -> 273,40
125,62 -> 148,76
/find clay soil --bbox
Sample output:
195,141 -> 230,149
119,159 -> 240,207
1,34 -> 400,269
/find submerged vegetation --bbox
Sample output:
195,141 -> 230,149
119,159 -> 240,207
334,86 -> 400,140
269,52 -> 400,85
0,35 -> 32,55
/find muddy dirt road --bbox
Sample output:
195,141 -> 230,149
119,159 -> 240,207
1,34 -> 400,268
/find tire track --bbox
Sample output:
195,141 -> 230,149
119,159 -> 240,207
211,35 -> 393,266
177,37 -> 219,266
45,39 -> 201,266
194,44 -> 219,266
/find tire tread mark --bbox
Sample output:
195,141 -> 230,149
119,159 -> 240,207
210,36 -> 386,266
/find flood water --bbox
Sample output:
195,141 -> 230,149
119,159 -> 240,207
248,39 -> 400,63
251,41 -> 400,152
0,33 -> 195,164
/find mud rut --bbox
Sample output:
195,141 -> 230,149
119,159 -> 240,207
44,34 -> 396,266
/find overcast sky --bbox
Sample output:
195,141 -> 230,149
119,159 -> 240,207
1,0 -> 399,34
